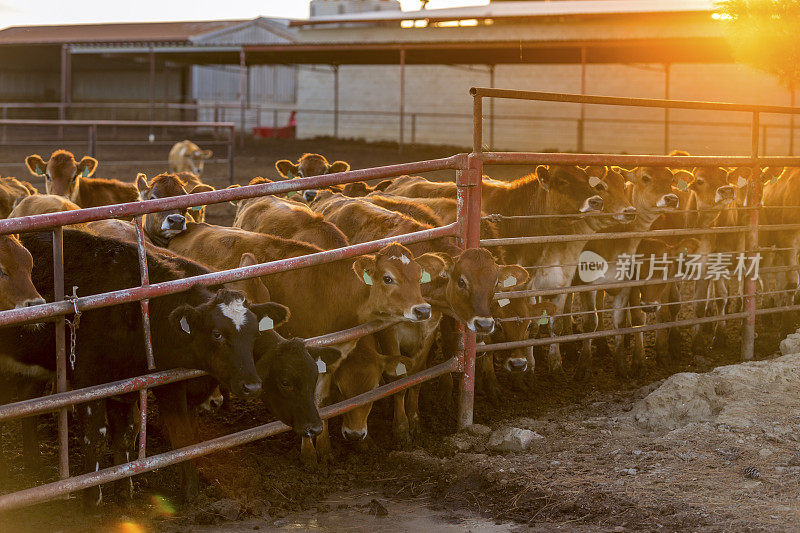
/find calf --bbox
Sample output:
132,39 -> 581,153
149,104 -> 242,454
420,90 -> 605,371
0,177 -> 37,218
9,194 -> 80,218
0,230 -> 286,504
233,178 -> 349,250
168,140 -> 212,176
573,166 -> 679,378
275,153 -> 350,179
25,150 -> 138,208
135,173 -> 211,247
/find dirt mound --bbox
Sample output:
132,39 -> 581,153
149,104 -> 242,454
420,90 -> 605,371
627,354 -> 800,431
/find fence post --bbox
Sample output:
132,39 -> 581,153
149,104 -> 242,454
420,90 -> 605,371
742,111 -> 761,361
411,114 -> 416,145
133,216 -> 155,459
52,228 -> 70,480
88,124 -> 97,158
228,125 -> 235,185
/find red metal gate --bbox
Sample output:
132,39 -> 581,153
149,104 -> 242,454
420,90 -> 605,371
2,88 -> 800,510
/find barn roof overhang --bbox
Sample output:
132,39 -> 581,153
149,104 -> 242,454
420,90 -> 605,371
58,36 -> 732,66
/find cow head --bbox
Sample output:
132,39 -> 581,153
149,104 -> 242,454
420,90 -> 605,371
136,173 -> 210,246
0,234 -> 45,312
25,150 -> 97,201
619,166 -> 679,212
690,167 -> 736,210
433,248 -> 529,335
0,177 -> 36,219
169,289 -> 289,399
177,143 -> 212,176
256,334 -> 341,439
490,300 -> 557,373
583,166 -> 637,225
333,342 -> 412,441
536,165 -> 604,219
275,153 -> 350,180
353,243 -> 446,323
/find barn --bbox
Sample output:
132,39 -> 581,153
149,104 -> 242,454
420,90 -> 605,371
0,0 -> 795,154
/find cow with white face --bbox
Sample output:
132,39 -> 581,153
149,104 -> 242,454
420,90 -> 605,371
168,140 -> 212,176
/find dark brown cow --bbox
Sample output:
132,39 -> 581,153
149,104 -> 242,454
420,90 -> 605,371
25,150 -> 138,208
275,153 -> 350,179
0,176 -> 37,218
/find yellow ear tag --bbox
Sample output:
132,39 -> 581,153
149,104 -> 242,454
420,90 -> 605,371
538,310 -> 550,326
258,317 -> 273,331
420,271 -> 432,283
677,179 -> 688,191
362,271 -> 373,285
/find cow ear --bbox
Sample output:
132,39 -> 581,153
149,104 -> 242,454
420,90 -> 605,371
374,179 -> 393,191
352,255 -> 376,285
275,160 -> 299,179
498,265 -> 529,289
250,302 -> 290,331
416,252 -> 450,282
616,167 -> 636,182
169,305 -> 199,336
382,355 -> 414,377
302,190 -> 318,203
584,165 -> 606,179
76,156 -> 97,178
327,161 -> 350,174
135,173 -> 149,197
309,346 -> 342,368
25,155 -> 46,176
201,149 -> 213,159
535,165 -> 552,191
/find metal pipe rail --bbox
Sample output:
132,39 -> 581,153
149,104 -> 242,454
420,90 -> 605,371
0,154 -> 473,511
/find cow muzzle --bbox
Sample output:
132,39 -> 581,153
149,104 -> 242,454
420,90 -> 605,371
234,379 -> 262,399
715,186 -> 735,204
615,206 -> 637,222
580,195 -> 604,213
469,316 -> 495,335
15,297 -> 46,309
342,427 -> 368,441
658,194 -> 679,209
300,421 -> 323,439
162,214 -> 187,232
504,357 -> 528,373
407,304 -> 432,321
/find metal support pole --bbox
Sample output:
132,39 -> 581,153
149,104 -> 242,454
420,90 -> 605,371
149,48 -> 155,139
664,63 -> 671,154
489,64 -> 495,150
59,45 -> 70,139
53,228 -> 69,479
333,65 -> 339,139
134,216 -> 154,459
411,114 -> 416,145
399,49 -> 406,154
578,47 -> 586,152
87,124 -> 97,158
228,126 -> 235,185
239,49 -> 246,144
742,111 -> 761,360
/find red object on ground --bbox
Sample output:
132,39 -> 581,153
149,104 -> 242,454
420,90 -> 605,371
253,111 -> 297,138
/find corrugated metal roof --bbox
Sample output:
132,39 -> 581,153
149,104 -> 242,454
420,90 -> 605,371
292,0 -> 715,26
0,19 -> 249,45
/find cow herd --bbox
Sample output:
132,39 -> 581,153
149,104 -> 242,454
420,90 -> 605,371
0,142 -> 796,508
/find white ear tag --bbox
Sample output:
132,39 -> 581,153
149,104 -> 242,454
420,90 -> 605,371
503,276 -> 517,288
420,271 -> 432,283
180,317 -> 191,334
362,271 -> 373,285
258,316 -> 274,331
497,298 -> 511,307
737,176 -> 747,188
316,359 -> 327,373
395,362 -> 407,375
588,176 -> 602,187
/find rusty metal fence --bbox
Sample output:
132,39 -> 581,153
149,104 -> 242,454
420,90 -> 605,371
2,88 -> 800,511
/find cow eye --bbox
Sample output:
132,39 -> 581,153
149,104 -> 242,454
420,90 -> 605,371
696,178 -> 705,186
0,268 -> 6,278
641,175 -> 651,183
44,174 -> 51,181
280,379 -> 291,389
457,276 -> 467,289
212,330 -> 224,342
382,274 -> 394,285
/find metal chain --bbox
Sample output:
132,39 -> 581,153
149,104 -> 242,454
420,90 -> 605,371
64,286 -> 81,372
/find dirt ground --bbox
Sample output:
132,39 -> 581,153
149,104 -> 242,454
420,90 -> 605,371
0,136 -> 797,532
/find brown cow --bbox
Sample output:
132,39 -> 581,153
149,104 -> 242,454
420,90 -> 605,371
0,234 -> 45,311
573,166 -> 679,378
0,177 -> 37,218
233,178 -> 349,250
168,140 -> 212,176
25,150 -> 138,208
174,171 -> 214,223
9,194 -> 80,218
135,173 -> 210,247
275,153 -> 350,179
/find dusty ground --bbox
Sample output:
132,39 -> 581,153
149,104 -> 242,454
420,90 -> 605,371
0,136 -> 797,531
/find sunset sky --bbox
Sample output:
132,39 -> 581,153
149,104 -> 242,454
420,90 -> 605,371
0,0 -> 488,27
